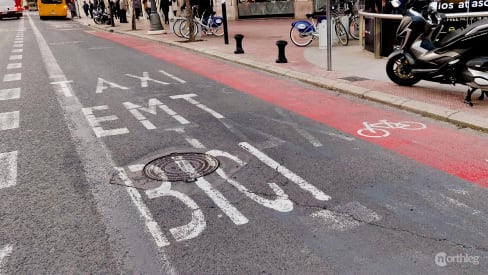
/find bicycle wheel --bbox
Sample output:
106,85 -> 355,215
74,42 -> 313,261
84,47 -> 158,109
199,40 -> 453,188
179,20 -> 199,39
289,25 -> 314,47
349,15 -> 359,40
335,21 -> 348,46
172,18 -> 185,38
357,128 -> 390,138
211,25 -> 224,36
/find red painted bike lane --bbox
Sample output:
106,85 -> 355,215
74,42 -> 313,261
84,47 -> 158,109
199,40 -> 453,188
91,31 -> 488,188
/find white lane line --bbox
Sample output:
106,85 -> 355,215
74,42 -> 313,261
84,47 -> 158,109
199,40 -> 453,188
12,44 -> 23,48
115,168 -> 170,247
50,80 -> 73,97
3,73 -> 21,82
0,151 -> 17,189
9,55 -> 22,60
11,49 -> 23,53
6,63 -> 21,70
0,244 -> 13,273
159,70 -> 186,83
239,142 -> 331,201
0,111 -> 19,130
0,88 -> 20,101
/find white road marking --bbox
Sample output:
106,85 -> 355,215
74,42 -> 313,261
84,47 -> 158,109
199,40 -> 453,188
95,77 -> 129,94
195,178 -> 249,225
311,202 -> 381,231
0,151 -> 17,189
170,94 -> 224,119
50,80 -> 73,97
159,70 -> 186,83
81,106 -> 130,138
115,168 -> 170,247
207,150 -> 294,212
6,63 -> 21,70
9,55 -> 22,60
126,72 -> 169,87
123,99 -> 190,128
0,111 -> 19,130
11,49 -> 23,53
146,183 -> 206,242
239,142 -> 331,201
3,73 -> 21,82
0,244 -> 13,273
185,138 -> 205,148
12,44 -> 22,48
0,88 -> 20,101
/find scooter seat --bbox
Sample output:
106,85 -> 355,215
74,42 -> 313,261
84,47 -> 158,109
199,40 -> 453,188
439,19 -> 488,46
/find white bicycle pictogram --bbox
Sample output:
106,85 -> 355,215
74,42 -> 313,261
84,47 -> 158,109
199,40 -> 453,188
357,120 -> 427,138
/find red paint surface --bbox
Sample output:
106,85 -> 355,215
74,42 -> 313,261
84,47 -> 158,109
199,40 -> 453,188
91,31 -> 488,187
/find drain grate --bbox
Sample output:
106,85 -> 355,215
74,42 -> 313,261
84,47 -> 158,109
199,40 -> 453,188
143,152 -> 220,182
339,76 -> 369,82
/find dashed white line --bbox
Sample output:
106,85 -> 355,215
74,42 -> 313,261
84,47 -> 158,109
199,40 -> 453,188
0,88 -> 20,101
3,73 -> 21,82
0,111 -> 19,130
7,63 -> 21,70
0,151 -> 17,189
9,55 -> 22,60
0,244 -> 13,273
11,49 -> 23,53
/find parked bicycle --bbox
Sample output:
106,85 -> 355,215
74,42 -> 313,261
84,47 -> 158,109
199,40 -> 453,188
178,6 -> 224,38
290,6 -> 348,47
344,0 -> 360,40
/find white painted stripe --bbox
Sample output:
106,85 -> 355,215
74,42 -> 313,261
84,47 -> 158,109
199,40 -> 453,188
159,70 -> 186,83
6,63 -> 21,69
170,94 -> 224,119
185,138 -> 205,149
128,164 -> 145,172
239,142 -> 331,201
0,88 -> 20,101
0,111 -> 19,130
11,49 -> 23,53
294,128 -> 323,147
12,44 -> 23,48
126,72 -> 169,88
196,178 -> 249,225
3,73 -> 21,82
0,151 -> 17,189
50,80 -> 73,97
0,244 -> 13,273
146,183 -> 206,242
115,167 -> 170,247
9,55 -> 22,60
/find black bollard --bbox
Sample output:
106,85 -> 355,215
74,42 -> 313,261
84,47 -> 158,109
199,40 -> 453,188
276,40 -> 288,63
234,34 -> 244,54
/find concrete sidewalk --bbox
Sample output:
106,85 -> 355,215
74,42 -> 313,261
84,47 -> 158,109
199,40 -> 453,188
75,16 -> 488,131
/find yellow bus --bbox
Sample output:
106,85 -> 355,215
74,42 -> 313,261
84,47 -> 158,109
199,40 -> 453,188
37,0 -> 68,19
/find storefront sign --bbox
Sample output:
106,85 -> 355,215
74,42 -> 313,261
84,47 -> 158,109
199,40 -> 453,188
437,0 -> 488,13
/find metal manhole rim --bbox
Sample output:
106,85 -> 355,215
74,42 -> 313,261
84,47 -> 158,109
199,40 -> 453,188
143,152 -> 220,182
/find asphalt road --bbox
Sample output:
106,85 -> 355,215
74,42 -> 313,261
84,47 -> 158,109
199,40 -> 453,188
0,13 -> 488,274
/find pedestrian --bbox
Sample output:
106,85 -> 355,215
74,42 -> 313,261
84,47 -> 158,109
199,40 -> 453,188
160,0 -> 169,24
119,0 -> 128,22
69,0 -> 78,18
133,0 -> 141,20
89,0 -> 94,18
143,0 -> 151,19
99,0 -> 105,12
114,0 -> 120,19
82,0 -> 89,17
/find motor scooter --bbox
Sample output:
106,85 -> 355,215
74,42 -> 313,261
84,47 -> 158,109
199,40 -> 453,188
385,0 -> 488,105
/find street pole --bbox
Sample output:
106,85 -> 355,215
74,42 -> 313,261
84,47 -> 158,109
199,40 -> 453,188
148,0 -> 165,34
326,0 -> 332,71
221,0 -> 228,44
131,0 -> 136,30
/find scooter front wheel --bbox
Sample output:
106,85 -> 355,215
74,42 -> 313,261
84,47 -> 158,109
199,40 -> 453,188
386,53 -> 420,86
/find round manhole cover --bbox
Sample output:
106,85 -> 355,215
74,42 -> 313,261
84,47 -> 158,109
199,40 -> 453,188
143,152 -> 220,182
